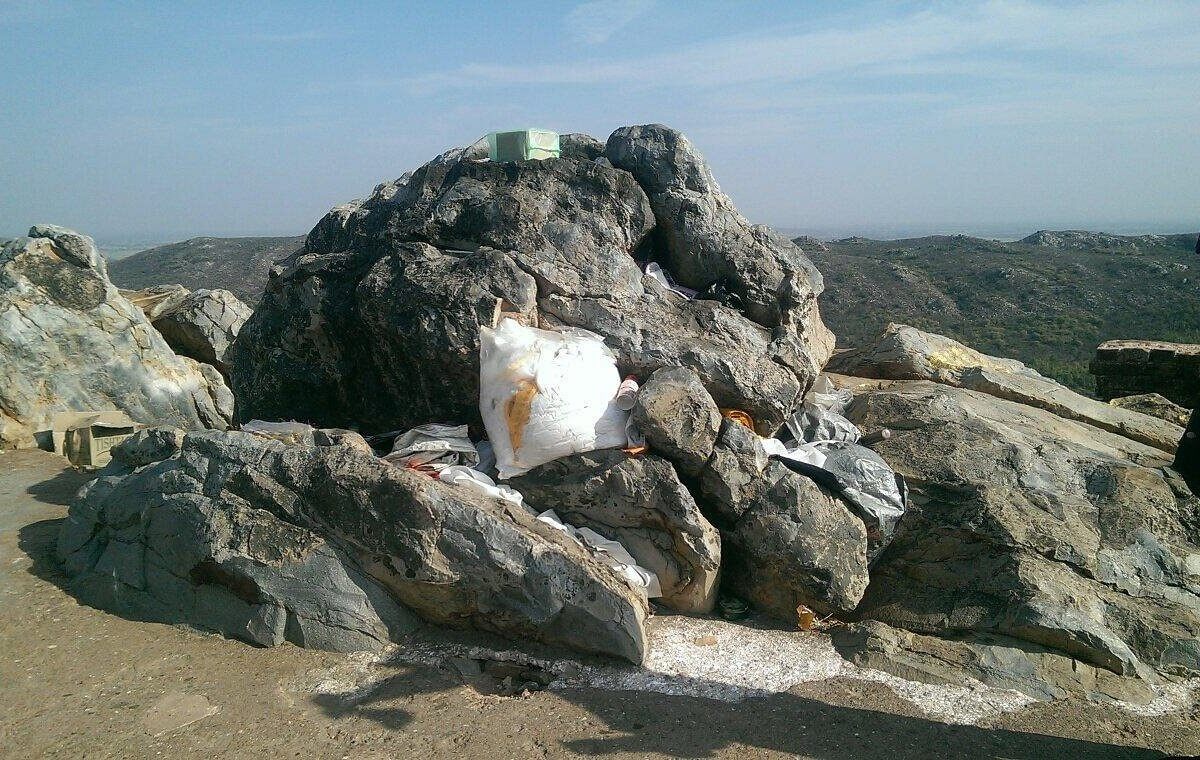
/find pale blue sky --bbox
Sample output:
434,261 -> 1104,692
2,0 -> 1198,243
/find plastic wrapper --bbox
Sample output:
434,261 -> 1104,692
438,465 -> 524,508
786,375 -> 860,444
536,509 -> 662,599
480,318 -> 629,479
383,423 -> 478,474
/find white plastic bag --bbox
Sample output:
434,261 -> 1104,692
480,318 -> 629,479
536,510 -> 662,599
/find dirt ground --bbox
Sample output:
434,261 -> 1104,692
2,449 -> 1198,759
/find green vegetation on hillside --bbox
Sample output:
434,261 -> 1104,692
811,233 -> 1200,395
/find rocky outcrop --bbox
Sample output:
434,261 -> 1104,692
839,378 -> 1200,696
121,284 -> 190,321
829,323 -> 1184,452
58,428 -> 650,662
0,229 -> 233,449
149,288 -> 251,377
1110,393 -> 1192,427
511,450 -> 720,613
230,125 -> 834,436
697,419 -> 870,619
1091,340 -> 1200,409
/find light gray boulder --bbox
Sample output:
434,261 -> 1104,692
828,323 -> 1184,452
150,288 -> 251,376
841,378 -> 1200,692
58,428 -> 650,662
0,230 -> 233,449
28,223 -> 108,278
121,284 -> 190,321
511,450 -> 721,614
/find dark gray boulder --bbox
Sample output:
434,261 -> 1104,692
58,428 -> 650,662
697,419 -> 870,619
510,450 -> 721,614
149,288 -> 252,377
630,366 -> 721,477
0,230 -> 234,449
230,125 -> 834,436
1176,409 -> 1199,495
841,379 -> 1200,690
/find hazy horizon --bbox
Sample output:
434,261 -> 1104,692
3,1 -> 1198,242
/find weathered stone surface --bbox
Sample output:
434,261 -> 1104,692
1110,393 -> 1192,427
121,284 -> 190,321
631,367 -> 721,477
839,378 -> 1200,690
28,223 -> 108,278
58,428 -> 650,661
0,230 -> 233,449
231,125 -> 832,436
1092,339 -> 1200,409
833,621 -> 1156,704
511,449 -> 721,614
696,419 -> 870,619
150,288 -> 251,376
829,323 -> 1184,452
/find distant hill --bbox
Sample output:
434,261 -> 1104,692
108,236 -> 304,305
810,231 -> 1200,394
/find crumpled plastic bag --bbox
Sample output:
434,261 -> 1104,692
536,509 -> 662,600
769,439 -> 907,562
480,318 -> 629,479
438,465 -> 524,508
383,423 -> 478,474
785,375 -> 861,444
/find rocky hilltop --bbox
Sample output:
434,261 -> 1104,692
109,236 -> 303,305
812,232 -> 1200,393
33,125 -> 1200,709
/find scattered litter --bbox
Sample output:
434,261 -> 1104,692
719,594 -> 750,621
614,376 -> 640,411
480,318 -> 629,479
241,419 -> 315,446
624,417 -> 648,455
786,375 -> 861,444
536,509 -> 662,599
720,408 -> 755,431
486,129 -> 560,162
438,465 -> 524,507
474,438 -> 497,477
644,262 -> 698,299
383,423 -> 478,474
50,410 -> 142,468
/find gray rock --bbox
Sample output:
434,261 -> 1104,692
697,419 -> 870,619
842,378 -> 1200,689
510,450 -> 721,614
559,132 -> 605,161
0,232 -> 233,449
150,288 -> 252,376
604,124 -> 834,363
231,126 -> 833,435
833,621 -> 1156,705
58,429 -> 650,662
1109,393 -> 1192,428
28,223 -> 108,278
1092,339 -> 1200,409
829,323 -> 1184,452
630,366 -> 721,477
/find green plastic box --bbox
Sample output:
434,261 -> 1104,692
487,129 -> 560,162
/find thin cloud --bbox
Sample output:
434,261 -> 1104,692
564,0 -> 654,44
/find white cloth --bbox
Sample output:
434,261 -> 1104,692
437,465 -> 524,507
535,509 -> 662,599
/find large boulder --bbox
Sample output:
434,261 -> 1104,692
697,418 -> 870,619
829,323 -> 1184,452
149,288 -> 251,377
839,378 -> 1200,695
58,428 -> 650,662
630,366 -> 721,477
1091,339 -> 1200,409
510,450 -> 721,614
1109,393 -> 1192,427
230,126 -> 834,436
0,229 -> 233,449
